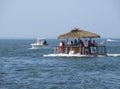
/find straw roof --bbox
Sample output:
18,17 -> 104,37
58,28 -> 100,39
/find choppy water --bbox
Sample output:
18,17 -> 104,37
0,39 -> 120,89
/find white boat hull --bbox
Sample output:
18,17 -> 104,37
31,44 -> 48,49
44,53 -> 99,57
43,53 -> 120,57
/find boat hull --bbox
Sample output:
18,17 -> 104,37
43,53 -> 106,57
31,44 -> 48,49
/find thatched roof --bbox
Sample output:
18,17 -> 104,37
58,28 -> 100,39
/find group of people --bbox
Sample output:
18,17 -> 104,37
83,39 -> 97,54
59,39 -> 98,54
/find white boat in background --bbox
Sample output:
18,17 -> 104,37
107,38 -> 114,42
106,38 -> 119,42
100,38 -> 119,45
31,38 -> 48,49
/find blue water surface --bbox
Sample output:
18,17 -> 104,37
0,39 -> 120,89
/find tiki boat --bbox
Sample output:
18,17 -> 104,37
44,28 -> 107,57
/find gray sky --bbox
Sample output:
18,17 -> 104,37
0,0 -> 120,39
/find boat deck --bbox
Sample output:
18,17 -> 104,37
53,45 -> 107,56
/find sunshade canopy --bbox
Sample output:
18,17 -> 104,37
58,28 -> 100,39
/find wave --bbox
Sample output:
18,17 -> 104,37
107,54 -> 120,57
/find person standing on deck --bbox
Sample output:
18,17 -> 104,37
88,40 -> 92,54
59,41 -> 63,53
92,40 -> 97,47
78,39 -> 84,54
84,40 -> 89,54
74,39 -> 78,45
91,40 -> 98,54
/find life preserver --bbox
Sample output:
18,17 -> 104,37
90,47 -> 97,53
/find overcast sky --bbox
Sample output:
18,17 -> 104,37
0,0 -> 120,39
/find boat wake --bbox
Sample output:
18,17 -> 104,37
28,46 -> 50,50
28,48 -> 38,50
107,54 -> 120,57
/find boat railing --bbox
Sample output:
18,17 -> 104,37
53,45 -> 107,56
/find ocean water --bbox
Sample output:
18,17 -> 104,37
0,39 -> 120,89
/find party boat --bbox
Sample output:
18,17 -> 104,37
44,28 -> 107,57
